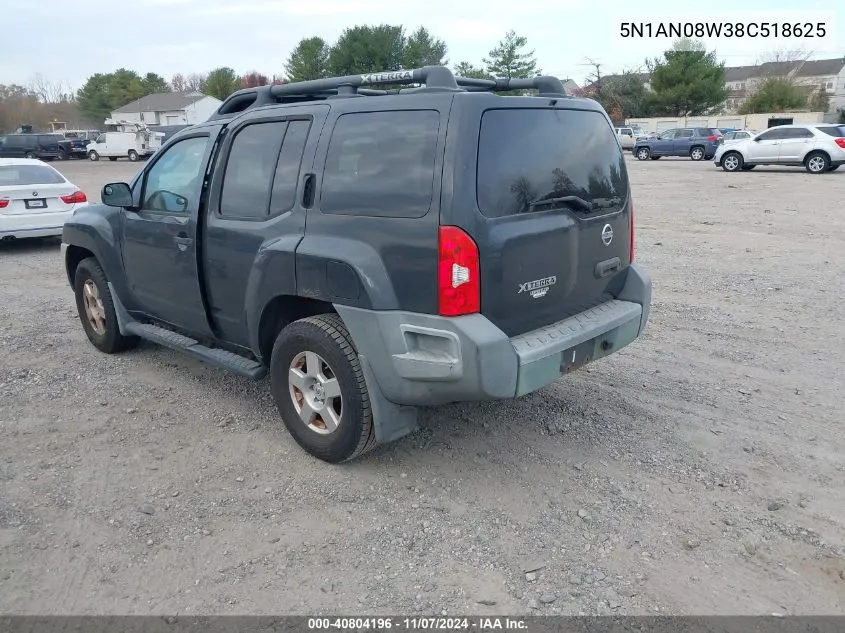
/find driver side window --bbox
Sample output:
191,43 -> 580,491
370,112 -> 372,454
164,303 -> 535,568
756,129 -> 783,142
660,130 -> 676,140
142,136 -> 209,213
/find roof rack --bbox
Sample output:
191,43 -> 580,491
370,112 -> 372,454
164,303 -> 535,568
208,65 -> 569,121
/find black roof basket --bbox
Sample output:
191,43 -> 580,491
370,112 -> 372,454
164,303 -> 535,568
208,65 -> 569,121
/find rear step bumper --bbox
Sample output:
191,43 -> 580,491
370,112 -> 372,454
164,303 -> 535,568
335,263 -> 651,408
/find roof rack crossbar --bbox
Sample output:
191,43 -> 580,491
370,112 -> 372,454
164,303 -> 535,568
208,66 -> 570,121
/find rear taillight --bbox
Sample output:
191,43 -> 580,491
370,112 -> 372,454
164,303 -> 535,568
707,135 -> 719,142
61,191 -> 87,204
629,200 -> 635,263
438,226 -> 480,316
835,138 -> 845,149
0,198 -> 8,208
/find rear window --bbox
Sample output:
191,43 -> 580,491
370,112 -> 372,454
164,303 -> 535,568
0,164 -> 65,186
320,110 -> 440,218
476,108 -> 628,218
818,126 -> 845,138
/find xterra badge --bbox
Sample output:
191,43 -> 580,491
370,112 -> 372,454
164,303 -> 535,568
518,276 -> 556,299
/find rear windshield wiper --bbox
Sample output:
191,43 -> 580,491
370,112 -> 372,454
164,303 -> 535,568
527,195 -> 593,212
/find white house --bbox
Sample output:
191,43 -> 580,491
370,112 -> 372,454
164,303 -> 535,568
109,92 -> 222,126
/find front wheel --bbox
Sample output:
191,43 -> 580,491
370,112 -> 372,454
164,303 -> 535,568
127,150 -> 139,162
269,313 -> 375,463
721,152 -> 743,172
635,147 -> 651,160
88,150 -> 99,161
73,258 -> 140,354
805,152 -> 830,174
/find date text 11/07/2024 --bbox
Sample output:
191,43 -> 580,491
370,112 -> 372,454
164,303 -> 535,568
619,22 -> 827,38
307,617 -> 528,630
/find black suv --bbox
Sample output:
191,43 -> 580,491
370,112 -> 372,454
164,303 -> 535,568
0,133 -> 63,159
61,66 -> 652,463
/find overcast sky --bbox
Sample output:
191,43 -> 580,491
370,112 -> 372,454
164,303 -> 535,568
3,0 -> 842,92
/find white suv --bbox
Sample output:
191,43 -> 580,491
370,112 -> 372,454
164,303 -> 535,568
714,124 -> 845,174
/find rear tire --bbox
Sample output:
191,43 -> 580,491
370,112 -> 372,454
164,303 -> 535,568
73,258 -> 140,354
721,151 -> 743,172
690,146 -> 705,161
805,151 -> 830,174
128,150 -> 139,162
269,313 -> 375,463
88,150 -> 99,161
635,147 -> 650,160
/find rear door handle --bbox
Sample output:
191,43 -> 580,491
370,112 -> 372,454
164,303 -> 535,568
595,257 -> 621,279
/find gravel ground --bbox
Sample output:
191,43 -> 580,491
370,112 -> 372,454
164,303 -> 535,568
1,158 -> 844,616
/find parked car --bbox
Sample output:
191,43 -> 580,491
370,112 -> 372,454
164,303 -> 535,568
0,158 -> 88,241
615,126 -> 636,149
86,131 -> 162,162
633,127 -> 722,161
61,66 -> 651,463
721,129 -> 757,144
58,137 -> 90,160
0,133 -> 63,160
714,124 -> 845,173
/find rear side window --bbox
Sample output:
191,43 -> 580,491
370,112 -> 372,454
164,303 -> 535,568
320,110 -> 440,218
0,164 -> 66,186
781,128 -> 813,139
817,126 -> 845,137
476,108 -> 628,218
675,129 -> 693,138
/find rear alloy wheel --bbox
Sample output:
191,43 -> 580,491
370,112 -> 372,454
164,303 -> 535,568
690,146 -> 705,161
73,258 -> 140,354
636,147 -> 650,160
270,313 -> 375,463
88,150 -> 99,161
805,152 -> 830,174
127,150 -> 139,162
721,152 -> 743,172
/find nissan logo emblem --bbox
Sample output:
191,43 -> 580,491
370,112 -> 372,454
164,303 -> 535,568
601,224 -> 613,246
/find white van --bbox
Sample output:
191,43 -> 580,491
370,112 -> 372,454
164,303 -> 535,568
86,131 -> 162,162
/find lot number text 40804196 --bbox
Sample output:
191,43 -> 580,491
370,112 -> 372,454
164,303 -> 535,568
308,617 -> 528,630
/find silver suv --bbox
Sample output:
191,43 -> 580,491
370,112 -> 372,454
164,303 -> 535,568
714,124 -> 845,174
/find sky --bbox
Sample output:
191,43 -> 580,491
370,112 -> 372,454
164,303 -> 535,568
1,0 -> 842,93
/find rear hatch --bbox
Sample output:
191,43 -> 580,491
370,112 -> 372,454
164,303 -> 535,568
450,102 -> 633,337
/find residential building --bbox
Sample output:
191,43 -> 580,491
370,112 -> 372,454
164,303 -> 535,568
108,92 -> 222,126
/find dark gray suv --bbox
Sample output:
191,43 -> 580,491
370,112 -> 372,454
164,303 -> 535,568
634,127 -> 722,161
60,66 -> 652,463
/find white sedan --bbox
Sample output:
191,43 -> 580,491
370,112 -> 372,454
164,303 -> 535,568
0,158 -> 88,241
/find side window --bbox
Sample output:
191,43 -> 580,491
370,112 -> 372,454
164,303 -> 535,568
96,135 -> 106,144
142,136 -> 209,214
219,121 -> 287,220
659,130 -> 676,140
320,110 -> 440,218
756,129 -> 783,141
675,129 -> 693,138
270,120 -> 310,216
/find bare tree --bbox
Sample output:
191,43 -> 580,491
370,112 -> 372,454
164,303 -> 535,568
186,73 -> 207,93
171,73 -> 188,93
28,74 -> 72,103
756,48 -> 812,64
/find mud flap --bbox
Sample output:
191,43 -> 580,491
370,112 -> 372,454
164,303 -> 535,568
359,353 -> 419,444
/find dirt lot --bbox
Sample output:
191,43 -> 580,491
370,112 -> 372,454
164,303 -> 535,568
1,158 -> 844,616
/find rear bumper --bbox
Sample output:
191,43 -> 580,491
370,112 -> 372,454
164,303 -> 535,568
0,210 -> 73,239
335,263 -> 652,407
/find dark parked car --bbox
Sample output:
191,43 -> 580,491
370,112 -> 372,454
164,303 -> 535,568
633,127 -> 722,161
0,133 -> 63,160
58,137 -> 90,159
61,66 -> 651,463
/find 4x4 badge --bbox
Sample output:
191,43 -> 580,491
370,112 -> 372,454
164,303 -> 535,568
518,276 -> 556,299
601,224 -> 613,246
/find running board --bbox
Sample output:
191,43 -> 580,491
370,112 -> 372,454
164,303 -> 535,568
107,283 -> 266,379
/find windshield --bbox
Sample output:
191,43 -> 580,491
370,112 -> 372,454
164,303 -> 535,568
477,108 -> 628,218
0,164 -> 66,186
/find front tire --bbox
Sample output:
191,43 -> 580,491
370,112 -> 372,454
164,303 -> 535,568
805,152 -> 830,174
88,150 -> 99,161
721,151 -> 743,172
73,258 -> 140,354
635,147 -> 650,160
270,313 -> 375,463
128,150 -> 139,162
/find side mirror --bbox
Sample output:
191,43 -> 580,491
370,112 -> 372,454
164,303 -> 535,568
102,182 -> 134,208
